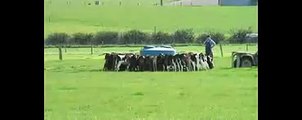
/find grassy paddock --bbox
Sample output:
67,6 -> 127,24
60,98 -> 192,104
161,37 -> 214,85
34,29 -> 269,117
45,0 -> 258,119
44,45 -> 258,120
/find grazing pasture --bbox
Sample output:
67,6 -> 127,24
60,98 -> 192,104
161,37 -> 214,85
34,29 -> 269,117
44,45 -> 258,120
45,0 -> 258,119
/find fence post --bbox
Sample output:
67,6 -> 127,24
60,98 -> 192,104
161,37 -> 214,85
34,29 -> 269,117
160,0 -> 163,6
90,43 -> 93,55
231,52 -> 234,67
246,43 -> 249,51
58,46 -> 62,60
219,43 -> 223,57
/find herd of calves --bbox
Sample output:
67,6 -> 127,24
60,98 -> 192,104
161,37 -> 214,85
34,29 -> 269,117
103,52 -> 214,72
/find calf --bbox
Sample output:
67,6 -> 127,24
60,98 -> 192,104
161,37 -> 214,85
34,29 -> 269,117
206,55 -> 214,69
173,55 -> 181,72
103,53 -> 111,71
178,53 -> 188,71
114,54 -> 123,71
156,54 -> 165,71
183,53 -> 194,71
151,56 -> 157,72
117,54 -> 131,71
164,55 -> 176,72
144,56 -> 153,71
105,53 -> 118,71
190,53 -> 200,71
137,56 -> 145,72
199,53 -> 210,70
129,55 -> 138,71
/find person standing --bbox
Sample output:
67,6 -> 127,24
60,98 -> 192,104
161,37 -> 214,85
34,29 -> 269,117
203,35 -> 216,60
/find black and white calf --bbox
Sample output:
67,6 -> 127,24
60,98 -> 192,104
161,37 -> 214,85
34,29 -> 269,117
198,53 -> 210,70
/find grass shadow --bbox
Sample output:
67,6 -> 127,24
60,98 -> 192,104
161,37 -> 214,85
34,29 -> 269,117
132,92 -> 144,96
220,67 -> 233,70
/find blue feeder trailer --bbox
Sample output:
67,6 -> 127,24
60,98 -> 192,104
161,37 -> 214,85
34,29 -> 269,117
140,45 -> 176,56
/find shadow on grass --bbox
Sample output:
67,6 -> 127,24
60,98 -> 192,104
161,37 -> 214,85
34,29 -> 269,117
132,92 -> 144,96
64,69 -> 102,73
220,67 -> 233,70
47,66 -> 257,73
88,69 -> 102,72
219,67 -> 257,71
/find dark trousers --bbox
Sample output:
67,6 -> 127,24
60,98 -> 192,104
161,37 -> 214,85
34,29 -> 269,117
205,50 -> 214,60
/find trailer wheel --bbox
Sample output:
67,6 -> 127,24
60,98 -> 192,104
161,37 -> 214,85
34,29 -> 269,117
240,57 -> 253,67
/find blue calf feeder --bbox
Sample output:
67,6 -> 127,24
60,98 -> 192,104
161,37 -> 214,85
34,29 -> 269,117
140,45 -> 176,56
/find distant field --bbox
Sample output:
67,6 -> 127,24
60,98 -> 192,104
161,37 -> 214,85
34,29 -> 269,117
44,0 -> 258,37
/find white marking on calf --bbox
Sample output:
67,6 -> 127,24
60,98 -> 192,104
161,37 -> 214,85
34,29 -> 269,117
199,55 -> 209,70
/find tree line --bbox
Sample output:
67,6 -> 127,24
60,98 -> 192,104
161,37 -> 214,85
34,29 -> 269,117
45,28 -> 257,46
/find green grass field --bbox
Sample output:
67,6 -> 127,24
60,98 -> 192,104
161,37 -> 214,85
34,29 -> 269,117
45,0 -> 258,119
44,45 -> 258,120
44,0 -> 258,37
